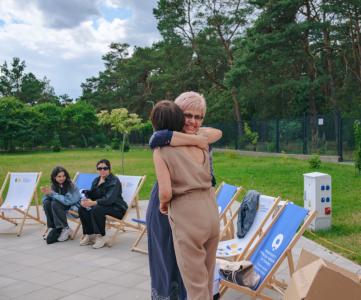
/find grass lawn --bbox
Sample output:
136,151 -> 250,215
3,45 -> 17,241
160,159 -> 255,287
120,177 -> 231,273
0,147 -> 360,264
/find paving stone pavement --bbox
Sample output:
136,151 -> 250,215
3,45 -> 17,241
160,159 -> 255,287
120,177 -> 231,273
0,201 -> 360,300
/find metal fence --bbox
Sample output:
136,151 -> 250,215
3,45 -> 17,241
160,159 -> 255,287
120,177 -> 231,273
128,114 -> 358,161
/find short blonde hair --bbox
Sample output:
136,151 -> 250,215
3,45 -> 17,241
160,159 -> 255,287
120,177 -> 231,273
174,91 -> 206,115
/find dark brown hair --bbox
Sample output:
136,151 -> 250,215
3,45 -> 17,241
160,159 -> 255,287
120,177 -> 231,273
150,100 -> 185,131
50,166 -> 73,194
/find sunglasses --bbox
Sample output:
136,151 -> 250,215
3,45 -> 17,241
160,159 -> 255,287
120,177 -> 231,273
184,113 -> 204,121
97,166 -> 110,171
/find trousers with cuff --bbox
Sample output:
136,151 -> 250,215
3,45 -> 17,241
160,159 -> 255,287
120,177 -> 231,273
78,204 -> 126,236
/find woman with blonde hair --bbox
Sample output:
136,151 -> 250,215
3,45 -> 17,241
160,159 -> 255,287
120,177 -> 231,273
147,92 -> 221,299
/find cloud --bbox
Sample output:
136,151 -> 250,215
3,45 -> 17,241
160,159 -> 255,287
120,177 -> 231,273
36,0 -> 100,29
0,0 -> 160,99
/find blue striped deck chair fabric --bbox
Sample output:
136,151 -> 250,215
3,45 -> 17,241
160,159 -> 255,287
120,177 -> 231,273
217,195 -> 281,259
216,182 -> 243,240
0,172 -> 45,236
220,203 -> 316,299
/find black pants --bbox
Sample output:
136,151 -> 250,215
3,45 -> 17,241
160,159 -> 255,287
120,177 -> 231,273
43,199 -> 70,229
78,205 -> 126,236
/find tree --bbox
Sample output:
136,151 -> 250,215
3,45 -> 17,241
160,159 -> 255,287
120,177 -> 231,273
154,0 -> 253,134
0,97 -> 41,151
62,101 -> 98,147
0,57 -> 26,98
98,108 -> 142,173
19,72 -> 45,104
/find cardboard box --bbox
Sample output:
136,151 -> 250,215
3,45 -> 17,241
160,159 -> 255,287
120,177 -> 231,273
283,249 -> 361,300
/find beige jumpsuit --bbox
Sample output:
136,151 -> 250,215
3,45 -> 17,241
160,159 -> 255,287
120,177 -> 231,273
159,146 -> 220,300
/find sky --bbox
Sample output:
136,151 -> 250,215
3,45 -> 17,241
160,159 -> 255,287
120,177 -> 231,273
0,0 -> 161,99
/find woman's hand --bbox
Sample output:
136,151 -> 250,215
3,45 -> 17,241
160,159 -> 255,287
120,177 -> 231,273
40,186 -> 51,195
159,202 -> 168,215
81,199 -> 97,208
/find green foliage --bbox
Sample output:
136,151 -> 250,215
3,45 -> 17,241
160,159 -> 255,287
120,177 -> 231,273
353,120 -> 361,174
309,155 -> 321,169
0,57 -> 58,104
111,138 -> 120,150
51,133 -> 61,152
240,122 -> 259,149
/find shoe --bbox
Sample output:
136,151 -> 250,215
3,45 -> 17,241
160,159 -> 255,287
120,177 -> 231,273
80,234 -> 92,246
57,227 -> 72,242
43,228 -> 53,240
92,234 -> 107,249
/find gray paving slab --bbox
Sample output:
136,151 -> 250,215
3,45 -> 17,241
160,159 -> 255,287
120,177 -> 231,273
0,202 -> 360,300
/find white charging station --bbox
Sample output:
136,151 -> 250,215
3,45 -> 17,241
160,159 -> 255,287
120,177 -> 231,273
304,172 -> 332,231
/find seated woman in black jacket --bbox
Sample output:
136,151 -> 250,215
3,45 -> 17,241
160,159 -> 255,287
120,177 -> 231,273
78,159 -> 128,249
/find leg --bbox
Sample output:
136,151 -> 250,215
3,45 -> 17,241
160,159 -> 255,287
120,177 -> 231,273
78,206 -> 94,235
205,234 -> 220,297
43,199 -> 55,228
90,205 -> 124,236
51,201 -> 69,229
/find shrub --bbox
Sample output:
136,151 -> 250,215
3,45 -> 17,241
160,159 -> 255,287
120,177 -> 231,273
309,155 -> 321,169
104,145 -> 112,151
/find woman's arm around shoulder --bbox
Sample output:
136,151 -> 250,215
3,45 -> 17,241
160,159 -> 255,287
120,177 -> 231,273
197,127 -> 222,144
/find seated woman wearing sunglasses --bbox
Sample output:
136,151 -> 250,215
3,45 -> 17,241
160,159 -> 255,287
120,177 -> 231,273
78,159 -> 128,249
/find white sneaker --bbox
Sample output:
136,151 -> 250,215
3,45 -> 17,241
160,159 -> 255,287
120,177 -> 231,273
43,228 -> 53,240
80,234 -> 92,246
57,227 -> 72,242
92,234 -> 107,249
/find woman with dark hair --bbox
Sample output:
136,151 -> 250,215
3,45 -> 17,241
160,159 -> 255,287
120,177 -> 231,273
78,159 -> 128,249
149,100 -> 220,300
147,94 -> 222,300
41,166 -> 81,242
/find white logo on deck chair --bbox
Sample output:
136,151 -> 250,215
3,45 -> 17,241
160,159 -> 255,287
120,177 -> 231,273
272,234 -> 283,251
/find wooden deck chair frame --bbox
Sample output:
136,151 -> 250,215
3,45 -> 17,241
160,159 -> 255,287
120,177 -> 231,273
0,172 -> 45,236
218,195 -> 281,256
219,203 -> 316,299
130,218 -> 148,254
106,174 -> 146,247
216,182 -> 243,240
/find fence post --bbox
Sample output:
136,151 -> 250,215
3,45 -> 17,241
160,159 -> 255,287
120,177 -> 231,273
338,113 -> 343,162
303,113 -> 308,154
275,119 -> 280,153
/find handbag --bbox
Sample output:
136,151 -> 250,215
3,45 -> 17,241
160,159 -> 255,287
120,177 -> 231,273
218,259 -> 261,290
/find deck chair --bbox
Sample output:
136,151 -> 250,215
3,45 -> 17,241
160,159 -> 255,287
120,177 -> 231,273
216,182 -> 243,240
220,203 -> 316,299
0,172 -> 45,236
67,173 -> 98,239
217,195 -> 281,259
106,175 -> 146,247
130,182 -> 242,254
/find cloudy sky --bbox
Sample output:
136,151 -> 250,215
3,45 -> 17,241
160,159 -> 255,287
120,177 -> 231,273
0,0 -> 160,99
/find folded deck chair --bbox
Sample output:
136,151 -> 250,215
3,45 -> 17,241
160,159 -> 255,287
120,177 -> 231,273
0,172 -> 45,236
217,195 -> 281,259
220,203 -> 316,299
130,182 -> 242,254
106,175 -> 146,247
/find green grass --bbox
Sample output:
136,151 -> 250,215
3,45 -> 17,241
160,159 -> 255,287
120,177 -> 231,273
1,148 -> 360,264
